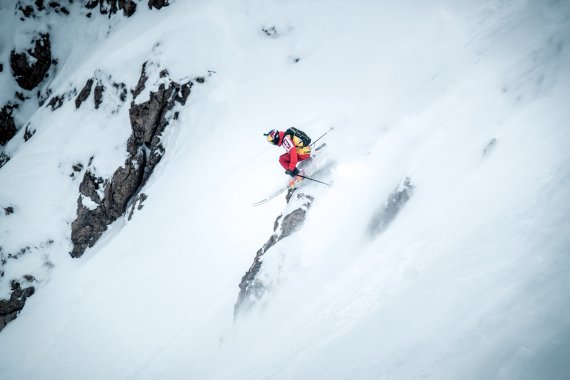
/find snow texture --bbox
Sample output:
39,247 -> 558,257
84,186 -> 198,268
0,0 -> 569,379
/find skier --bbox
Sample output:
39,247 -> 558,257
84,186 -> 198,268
265,128 -> 312,186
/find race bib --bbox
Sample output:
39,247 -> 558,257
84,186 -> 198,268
282,136 -> 294,151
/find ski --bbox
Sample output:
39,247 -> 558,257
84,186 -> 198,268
252,185 -> 291,207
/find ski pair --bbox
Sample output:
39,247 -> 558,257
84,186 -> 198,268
252,173 -> 332,207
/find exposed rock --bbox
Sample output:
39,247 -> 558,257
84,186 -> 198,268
10,33 -> 52,91
127,192 -> 148,220
85,0 -> 99,8
70,163 -> 84,179
131,62 -> 149,99
0,153 -> 10,169
75,78 -> 94,108
4,207 -> 14,215
18,4 -> 35,18
128,69 -> 191,184
47,94 -> 64,110
23,125 -> 36,142
235,192 -> 314,316
112,81 -> 128,102
37,87 -> 53,107
261,26 -> 279,38
23,274 -> 35,283
0,105 -> 17,146
122,0 -> 137,17
102,152 -> 146,220
70,63 -> 192,258
71,204 -> 106,257
94,82 -> 105,109
0,281 -> 35,332
148,0 -> 169,10
70,174 -> 108,258
85,0 -> 138,17
0,63 -> 3,72
78,171 -> 104,204
367,177 -> 414,238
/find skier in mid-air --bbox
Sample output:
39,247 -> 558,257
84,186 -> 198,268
264,128 -> 312,186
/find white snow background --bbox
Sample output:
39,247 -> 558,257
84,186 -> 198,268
0,0 -> 569,379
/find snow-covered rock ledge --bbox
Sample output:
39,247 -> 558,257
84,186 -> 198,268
235,189 -> 315,317
70,62 -> 192,258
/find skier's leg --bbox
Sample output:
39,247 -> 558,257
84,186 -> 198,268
279,153 -> 291,170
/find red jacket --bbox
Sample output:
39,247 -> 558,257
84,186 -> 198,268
277,131 -> 299,171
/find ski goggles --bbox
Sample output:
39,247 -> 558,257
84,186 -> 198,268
264,130 -> 279,144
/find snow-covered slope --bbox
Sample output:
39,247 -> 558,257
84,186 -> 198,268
1,0 -> 569,379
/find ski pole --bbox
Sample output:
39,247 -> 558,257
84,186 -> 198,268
310,126 -> 334,147
297,174 -> 332,186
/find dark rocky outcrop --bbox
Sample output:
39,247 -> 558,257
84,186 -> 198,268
18,2 -> 37,18
70,159 -> 146,257
367,177 -> 414,238
235,192 -> 314,316
0,280 -> 35,332
70,63 -> 192,258
18,0 -> 71,17
148,0 -> 169,10
75,76 -> 126,111
69,163 -> 84,179
10,33 -> 52,91
23,125 -> 36,142
75,78 -> 94,108
261,26 -> 279,38
85,0 -> 138,17
45,88 -> 77,112
127,192 -> 148,220
94,82 -> 105,109
0,153 -> 10,169
0,105 -> 17,146
127,67 -> 191,184
47,94 -> 64,110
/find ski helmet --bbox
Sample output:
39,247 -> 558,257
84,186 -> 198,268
265,129 -> 280,145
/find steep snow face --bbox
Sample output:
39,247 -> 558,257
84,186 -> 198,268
1,0 -> 569,379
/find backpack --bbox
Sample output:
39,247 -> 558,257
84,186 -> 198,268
285,127 -> 311,147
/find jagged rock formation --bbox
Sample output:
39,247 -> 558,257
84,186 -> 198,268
9,33 -> 52,91
367,177 -> 414,238
94,81 -> 105,109
70,63 -> 192,258
84,0 -> 137,17
148,0 -> 169,10
74,73 -> 127,113
17,0 -> 71,18
235,191 -> 314,316
0,280 -> 35,332
75,78 -> 94,108
0,105 -> 17,146
0,153 -> 9,169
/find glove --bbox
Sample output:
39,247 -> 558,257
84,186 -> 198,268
285,168 -> 300,177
